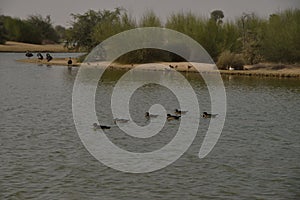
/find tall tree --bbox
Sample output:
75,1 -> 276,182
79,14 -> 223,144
27,14 -> 59,43
0,16 -> 7,44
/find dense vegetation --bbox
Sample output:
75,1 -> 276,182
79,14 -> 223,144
65,8 -> 299,66
1,8 -> 299,66
0,14 -> 63,44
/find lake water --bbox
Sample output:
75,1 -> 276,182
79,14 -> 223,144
0,53 -> 299,199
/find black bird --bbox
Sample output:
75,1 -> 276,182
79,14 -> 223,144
169,65 -> 174,69
37,52 -> 43,61
67,57 -> 72,70
25,51 -> 33,58
114,118 -> 130,123
202,112 -> 218,118
67,57 -> 72,65
145,112 -> 159,118
46,53 -> 53,62
188,65 -> 192,70
93,123 -> 111,130
167,114 -> 181,120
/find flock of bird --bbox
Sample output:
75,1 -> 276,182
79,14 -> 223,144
25,51 -> 73,68
26,51 -> 53,62
93,110 -> 218,130
25,51 -> 217,131
168,64 -> 193,71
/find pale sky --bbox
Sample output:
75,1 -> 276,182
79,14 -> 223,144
1,0 -> 299,27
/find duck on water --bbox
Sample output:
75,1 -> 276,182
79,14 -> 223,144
93,123 -> 111,130
202,112 -> 218,118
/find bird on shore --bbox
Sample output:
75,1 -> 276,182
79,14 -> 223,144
25,51 -> 33,58
145,112 -> 159,119
188,65 -> 192,70
167,114 -> 181,120
93,123 -> 111,130
202,112 -> 218,118
169,64 -> 178,69
37,52 -> 43,61
169,65 -> 178,69
46,53 -> 53,62
67,57 -> 72,70
175,109 -> 188,115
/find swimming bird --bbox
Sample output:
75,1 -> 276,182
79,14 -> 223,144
46,53 -> 53,62
114,118 -> 129,123
67,57 -> 72,70
202,112 -> 218,118
93,123 -> 111,130
175,109 -> 188,115
145,112 -> 159,118
167,114 -> 181,120
25,51 -> 33,58
37,52 -> 43,61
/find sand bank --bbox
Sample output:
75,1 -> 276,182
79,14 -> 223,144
0,41 -> 76,52
16,57 -> 300,78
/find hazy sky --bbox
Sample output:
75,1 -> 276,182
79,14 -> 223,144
1,0 -> 299,26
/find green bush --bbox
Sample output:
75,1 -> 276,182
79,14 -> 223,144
217,50 -> 245,70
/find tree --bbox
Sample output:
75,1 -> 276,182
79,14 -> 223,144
2,16 -> 41,44
0,16 -> 7,44
260,9 -> 300,63
26,14 -> 59,43
66,8 -> 128,51
139,11 -> 162,27
237,13 -> 265,64
55,25 -> 66,42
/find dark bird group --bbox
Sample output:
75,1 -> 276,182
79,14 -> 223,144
145,109 -> 187,121
93,110 -> 218,131
167,64 -> 194,71
25,51 -> 53,62
25,52 -> 73,67
146,109 -> 218,121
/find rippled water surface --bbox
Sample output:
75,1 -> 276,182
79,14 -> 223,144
0,53 -> 299,199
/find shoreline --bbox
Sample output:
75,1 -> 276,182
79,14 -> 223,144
16,58 -> 300,78
0,41 -> 78,53
6,40 -> 299,78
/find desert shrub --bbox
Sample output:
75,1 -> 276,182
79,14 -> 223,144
217,50 -> 245,70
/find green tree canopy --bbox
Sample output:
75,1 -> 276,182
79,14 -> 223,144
26,14 -> 59,43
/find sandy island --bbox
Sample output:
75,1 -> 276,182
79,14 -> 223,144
2,41 -> 299,78
16,58 -> 300,78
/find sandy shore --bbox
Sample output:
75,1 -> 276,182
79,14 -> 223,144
107,62 -> 300,78
16,55 -> 300,78
0,41 -> 77,52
